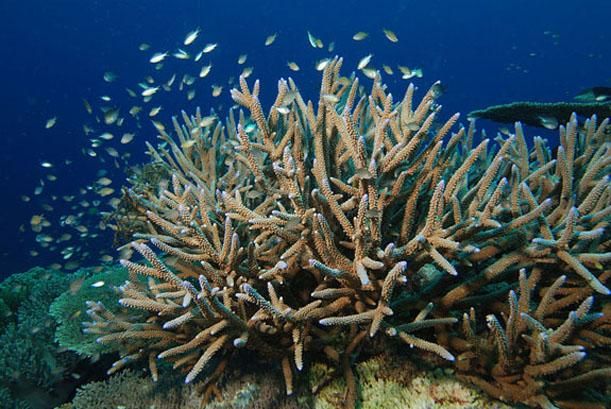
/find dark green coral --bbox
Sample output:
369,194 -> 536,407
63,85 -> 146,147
49,266 -> 127,357
0,267 -> 79,409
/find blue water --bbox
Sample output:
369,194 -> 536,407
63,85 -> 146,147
0,0 -> 609,275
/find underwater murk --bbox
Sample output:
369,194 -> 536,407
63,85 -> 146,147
0,1 -> 609,408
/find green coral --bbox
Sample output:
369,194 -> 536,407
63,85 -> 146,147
0,267 -> 80,409
61,370 -> 201,409
49,266 -> 127,357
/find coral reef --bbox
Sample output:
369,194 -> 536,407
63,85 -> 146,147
0,268 -> 80,409
84,57 -> 610,408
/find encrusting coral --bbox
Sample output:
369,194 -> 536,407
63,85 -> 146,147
83,57 -> 610,409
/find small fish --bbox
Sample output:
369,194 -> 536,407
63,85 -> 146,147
30,214 -> 44,226
211,85 -> 223,97
166,74 -> 177,87
187,89 -> 196,100
83,99 -> 93,114
241,66 -> 253,78
382,65 -> 393,75
361,68 -> 377,79
199,64 -> 212,78
120,133 -> 135,144
149,52 -> 168,64
36,234 -> 54,243
202,43 -> 218,53
151,120 -> 165,132
194,50 -> 203,62
406,122 -> 420,131
397,65 -> 412,77
357,54 -> 373,70
276,106 -> 290,115
99,254 -> 113,263
307,31 -> 320,48
352,31 -> 368,41
321,94 -> 339,104
183,28 -> 200,46
198,115 -> 216,127
103,71 -> 117,82
315,58 -> 330,71
383,29 -> 399,43
41,161 -> 53,168
58,233 -> 72,241
139,43 -> 150,51
265,33 -> 277,46
91,280 -> 105,288
100,95 -> 112,102
96,177 -> 112,186
149,106 -> 162,117
105,147 -> 119,157
173,49 -> 190,59
538,115 -> 559,130
129,106 -> 142,116
181,140 -> 196,149
287,61 -> 300,71
398,66 -> 423,79
141,86 -> 159,97
45,117 -> 57,129
99,132 -> 114,140
328,41 -> 335,52
237,54 -> 247,64
182,74 -> 196,85
125,88 -> 137,98
97,187 -> 115,197
103,108 -> 119,125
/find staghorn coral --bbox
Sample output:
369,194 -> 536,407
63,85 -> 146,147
452,269 -> 610,408
85,57 -> 610,408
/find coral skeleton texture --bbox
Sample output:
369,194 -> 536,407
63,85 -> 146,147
85,57 -> 610,408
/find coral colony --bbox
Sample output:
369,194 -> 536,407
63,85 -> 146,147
78,58 -> 610,408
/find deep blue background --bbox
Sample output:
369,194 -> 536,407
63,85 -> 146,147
0,0 -> 609,276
